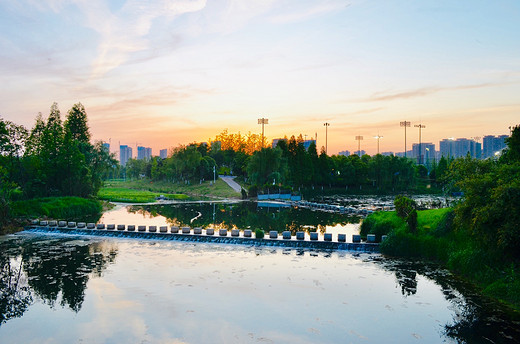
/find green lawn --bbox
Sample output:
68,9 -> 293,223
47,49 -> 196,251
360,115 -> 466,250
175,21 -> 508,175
99,178 -> 241,202
98,186 -> 189,203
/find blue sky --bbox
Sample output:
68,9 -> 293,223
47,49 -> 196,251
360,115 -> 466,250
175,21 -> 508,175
0,0 -> 518,155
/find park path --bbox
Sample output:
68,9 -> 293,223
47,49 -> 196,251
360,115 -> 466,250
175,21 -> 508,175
219,175 -> 243,193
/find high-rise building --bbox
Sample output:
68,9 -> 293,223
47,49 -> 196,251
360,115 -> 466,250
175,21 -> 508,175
137,146 -> 152,160
439,138 -> 481,159
102,142 -> 110,152
119,145 -> 132,166
412,142 -> 435,164
159,149 -> 168,159
482,135 -> 508,158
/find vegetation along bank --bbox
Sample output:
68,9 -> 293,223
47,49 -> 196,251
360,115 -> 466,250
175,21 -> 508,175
361,125 -> 520,311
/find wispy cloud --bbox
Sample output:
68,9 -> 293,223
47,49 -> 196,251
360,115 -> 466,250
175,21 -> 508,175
363,82 -> 502,102
70,0 -> 207,77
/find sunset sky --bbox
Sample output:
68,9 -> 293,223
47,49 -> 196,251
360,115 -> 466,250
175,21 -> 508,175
1,0 -> 518,156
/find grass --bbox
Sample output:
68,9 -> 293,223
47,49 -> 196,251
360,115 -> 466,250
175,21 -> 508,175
11,196 -> 103,220
100,178 -> 241,202
98,186 -> 189,203
362,208 -> 520,311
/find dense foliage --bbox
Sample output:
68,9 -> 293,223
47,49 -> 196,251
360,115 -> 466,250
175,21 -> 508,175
124,134 -> 429,196
0,103 -> 116,229
361,125 -> 520,309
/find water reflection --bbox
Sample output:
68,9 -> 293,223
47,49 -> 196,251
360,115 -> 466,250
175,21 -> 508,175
130,201 -> 360,234
1,234 -> 520,343
371,258 -> 520,343
0,235 -> 117,325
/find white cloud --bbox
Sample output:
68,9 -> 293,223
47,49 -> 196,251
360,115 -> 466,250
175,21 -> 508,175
69,0 -> 208,77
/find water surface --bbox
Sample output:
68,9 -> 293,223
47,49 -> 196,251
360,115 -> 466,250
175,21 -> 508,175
1,233 -> 519,343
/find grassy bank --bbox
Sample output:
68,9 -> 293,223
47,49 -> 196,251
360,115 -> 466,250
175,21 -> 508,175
361,209 -> 520,311
98,186 -> 189,203
100,178 -> 241,201
10,196 -> 103,221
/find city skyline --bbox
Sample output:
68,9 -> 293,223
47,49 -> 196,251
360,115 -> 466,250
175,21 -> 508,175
1,1 -> 518,155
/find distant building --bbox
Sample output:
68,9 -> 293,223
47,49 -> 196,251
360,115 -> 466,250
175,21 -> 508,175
439,138 -> 481,159
102,143 -> 110,152
338,150 -> 350,157
381,152 -> 394,157
482,135 -> 508,158
159,149 -> 168,159
272,138 -> 287,148
119,145 -> 132,166
355,150 -> 366,157
412,142 -> 435,164
302,139 -> 316,151
137,146 -> 152,160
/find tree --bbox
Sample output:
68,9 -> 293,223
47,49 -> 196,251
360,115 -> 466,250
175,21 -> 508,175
247,147 -> 284,186
64,103 -> 90,144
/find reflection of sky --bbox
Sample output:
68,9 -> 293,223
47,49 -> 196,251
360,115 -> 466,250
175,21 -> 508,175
98,204 -> 361,242
1,239 -> 455,343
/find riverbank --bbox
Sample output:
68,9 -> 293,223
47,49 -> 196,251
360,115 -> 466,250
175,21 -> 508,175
361,209 -> 520,312
0,196 -> 105,235
100,179 -> 242,201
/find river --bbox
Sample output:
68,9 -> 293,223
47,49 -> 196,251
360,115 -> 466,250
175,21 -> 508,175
1,201 -> 519,343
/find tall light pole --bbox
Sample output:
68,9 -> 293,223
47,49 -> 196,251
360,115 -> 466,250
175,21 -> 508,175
414,124 -> 426,164
258,118 -> 268,148
400,121 -> 411,158
355,136 -> 363,156
323,123 -> 330,155
373,135 -> 383,155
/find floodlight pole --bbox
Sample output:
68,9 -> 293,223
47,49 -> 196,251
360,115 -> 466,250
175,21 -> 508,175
324,122 -> 330,155
414,124 -> 426,164
258,118 -> 269,148
374,135 -> 383,155
355,136 -> 363,156
400,121 -> 411,158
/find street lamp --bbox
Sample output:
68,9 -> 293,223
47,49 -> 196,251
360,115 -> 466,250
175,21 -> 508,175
400,121 -> 411,158
373,135 -> 383,155
324,123 -> 330,155
258,118 -> 269,148
355,136 -> 363,156
414,124 -> 426,164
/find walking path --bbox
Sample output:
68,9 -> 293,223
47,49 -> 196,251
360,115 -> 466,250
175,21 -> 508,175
219,175 -> 243,193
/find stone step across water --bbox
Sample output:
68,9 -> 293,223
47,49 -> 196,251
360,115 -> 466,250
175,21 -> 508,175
23,226 -> 380,253
27,220 -> 380,245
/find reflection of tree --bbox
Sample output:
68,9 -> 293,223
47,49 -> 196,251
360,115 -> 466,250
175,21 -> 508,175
375,258 -> 520,343
0,240 -> 32,326
133,201 -> 360,233
21,238 -> 117,313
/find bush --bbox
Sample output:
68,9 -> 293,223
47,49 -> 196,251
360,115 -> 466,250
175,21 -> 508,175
255,229 -> 264,239
248,185 -> 258,198
394,195 -> 418,233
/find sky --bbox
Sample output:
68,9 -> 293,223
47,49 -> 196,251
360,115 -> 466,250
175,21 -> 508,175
0,0 -> 519,156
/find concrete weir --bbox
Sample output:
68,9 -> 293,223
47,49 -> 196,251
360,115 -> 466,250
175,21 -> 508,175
23,224 -> 379,253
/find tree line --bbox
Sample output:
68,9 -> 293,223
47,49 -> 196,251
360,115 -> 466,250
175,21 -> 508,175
0,103 -> 116,225
124,133 -> 450,195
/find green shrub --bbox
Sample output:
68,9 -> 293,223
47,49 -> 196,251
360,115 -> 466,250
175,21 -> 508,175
255,229 -> 264,239
11,197 -> 102,220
